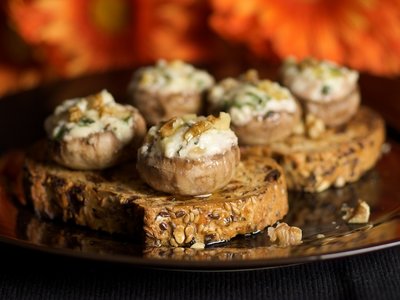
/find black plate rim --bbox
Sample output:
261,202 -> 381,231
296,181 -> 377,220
1,229 -> 400,272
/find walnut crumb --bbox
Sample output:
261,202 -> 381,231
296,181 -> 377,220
305,114 -> 325,139
292,121 -> 305,135
341,200 -> 370,224
68,106 -> 83,122
267,222 -> 302,246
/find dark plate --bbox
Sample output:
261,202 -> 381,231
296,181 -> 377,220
1,68 -> 400,271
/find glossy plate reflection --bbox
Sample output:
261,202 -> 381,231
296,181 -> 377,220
0,69 -> 400,271
0,142 -> 400,270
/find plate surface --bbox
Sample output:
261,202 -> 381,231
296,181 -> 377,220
1,69 -> 400,271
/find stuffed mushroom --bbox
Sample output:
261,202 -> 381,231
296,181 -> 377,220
128,59 -> 214,126
208,70 -> 301,145
45,90 -> 146,170
281,57 -> 360,127
137,112 -> 240,196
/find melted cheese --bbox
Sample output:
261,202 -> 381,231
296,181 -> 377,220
140,113 -> 238,159
45,90 -> 135,143
209,77 -> 297,126
130,59 -> 214,94
282,57 -> 359,102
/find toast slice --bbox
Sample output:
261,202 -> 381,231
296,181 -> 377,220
242,106 -> 385,192
24,143 -> 288,247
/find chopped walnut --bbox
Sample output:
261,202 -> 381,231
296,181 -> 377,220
184,113 -> 231,141
341,200 -> 370,224
240,69 -> 259,83
99,105 -> 115,117
159,117 -> 182,138
68,106 -> 83,122
206,112 -> 230,130
292,121 -> 305,135
184,120 -> 213,141
87,93 -> 104,111
267,222 -> 302,246
305,114 -> 325,139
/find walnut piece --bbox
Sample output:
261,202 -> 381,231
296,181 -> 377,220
267,222 -> 302,246
305,114 -> 325,139
341,200 -> 370,224
292,121 -> 305,135
68,106 -> 83,122
159,117 -> 182,138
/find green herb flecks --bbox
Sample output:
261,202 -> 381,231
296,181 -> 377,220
78,117 -> 95,126
321,85 -> 330,95
122,115 -> 132,123
329,66 -> 342,77
197,79 -> 204,89
54,126 -> 69,141
164,72 -> 172,82
221,99 -> 232,112
247,92 -> 265,105
177,145 -> 184,157
224,92 -> 266,111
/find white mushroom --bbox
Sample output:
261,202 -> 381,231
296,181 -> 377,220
208,71 -> 301,145
129,59 -> 215,125
137,112 -> 240,195
45,90 -> 146,170
281,57 -> 360,127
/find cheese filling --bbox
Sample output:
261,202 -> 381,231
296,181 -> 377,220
130,59 -> 214,94
209,74 -> 297,126
45,90 -> 135,143
282,57 -> 359,102
140,112 -> 238,159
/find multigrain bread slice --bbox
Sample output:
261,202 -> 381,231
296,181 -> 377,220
19,214 -> 291,261
23,143 -> 288,247
242,106 -> 385,192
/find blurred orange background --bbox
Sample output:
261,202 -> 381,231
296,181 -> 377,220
1,0 -> 400,97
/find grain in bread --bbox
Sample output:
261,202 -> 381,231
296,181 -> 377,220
242,106 -> 385,192
24,143 -> 288,247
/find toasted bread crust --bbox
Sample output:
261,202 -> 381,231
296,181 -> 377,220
242,106 -> 385,192
24,144 -> 288,247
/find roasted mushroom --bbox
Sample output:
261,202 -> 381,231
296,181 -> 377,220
128,59 -> 215,126
281,57 -> 360,127
208,70 -> 301,145
45,90 -> 146,170
137,112 -> 240,196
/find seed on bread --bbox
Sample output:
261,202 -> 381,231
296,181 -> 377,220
24,143 -> 288,247
242,106 -> 385,192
